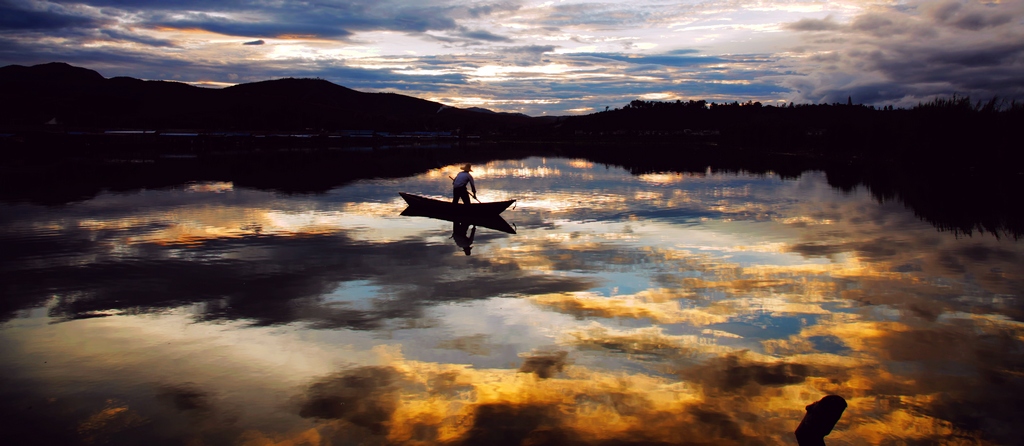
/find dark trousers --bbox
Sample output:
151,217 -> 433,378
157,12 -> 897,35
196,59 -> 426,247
453,186 -> 471,204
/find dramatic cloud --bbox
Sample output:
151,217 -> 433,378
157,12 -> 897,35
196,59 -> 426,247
785,16 -> 843,32
778,0 -> 1024,106
0,1 -> 102,30
99,28 -> 176,47
2,0 -> 1020,114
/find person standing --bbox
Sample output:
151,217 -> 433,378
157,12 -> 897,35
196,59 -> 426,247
451,164 -> 476,204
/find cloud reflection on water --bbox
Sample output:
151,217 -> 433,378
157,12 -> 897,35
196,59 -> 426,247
1,157 -> 1023,445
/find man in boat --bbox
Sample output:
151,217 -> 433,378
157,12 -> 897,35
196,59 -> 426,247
451,163 -> 477,205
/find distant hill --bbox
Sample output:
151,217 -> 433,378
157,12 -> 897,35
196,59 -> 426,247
0,62 -> 541,132
2,62 -> 1020,155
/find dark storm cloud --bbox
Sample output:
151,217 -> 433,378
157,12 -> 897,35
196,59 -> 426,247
100,28 -> 177,47
949,11 -> 1012,30
5,0 -> 480,42
487,44 -> 557,65
41,0 -> 466,37
925,0 -> 1015,31
927,1 -> 964,22
0,0 -> 101,30
242,39 -> 264,45
47,0 -> 246,7
849,13 -> 900,35
426,26 -> 512,45
850,40 -> 1024,95
784,16 -> 842,32
567,50 -> 727,67
502,44 -> 556,55
787,1 -> 1019,36
145,12 -> 356,39
780,1 -> 1024,106
453,27 -> 510,42
925,41 -> 1024,68
467,1 -> 521,18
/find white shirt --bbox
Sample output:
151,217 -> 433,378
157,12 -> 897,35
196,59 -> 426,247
453,171 -> 476,193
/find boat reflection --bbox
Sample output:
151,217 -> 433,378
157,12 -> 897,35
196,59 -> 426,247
399,206 -> 517,235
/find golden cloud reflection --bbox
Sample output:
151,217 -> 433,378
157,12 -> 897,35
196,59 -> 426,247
512,191 -> 629,213
184,181 -> 234,193
4,158 -> 1024,445
566,323 -> 737,359
428,161 -> 548,178
66,190 -> 413,249
229,318 -> 1023,445
567,160 -> 594,169
289,348 -> 792,445
17,301 -> 1009,444
529,291 -> 730,325
637,172 -> 692,185
77,400 -> 148,445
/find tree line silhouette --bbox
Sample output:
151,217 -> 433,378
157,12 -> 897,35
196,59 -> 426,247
553,95 -> 1023,156
2,62 -> 1021,238
3,62 -> 1021,162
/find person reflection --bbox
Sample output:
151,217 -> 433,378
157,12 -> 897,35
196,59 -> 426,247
452,221 -> 475,255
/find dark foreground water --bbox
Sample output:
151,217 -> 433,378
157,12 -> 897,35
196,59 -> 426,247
2,157 -> 1022,445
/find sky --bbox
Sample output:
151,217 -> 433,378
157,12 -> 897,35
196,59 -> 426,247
1,0 -> 1023,116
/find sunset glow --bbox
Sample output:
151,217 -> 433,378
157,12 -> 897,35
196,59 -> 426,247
2,0 -> 1020,114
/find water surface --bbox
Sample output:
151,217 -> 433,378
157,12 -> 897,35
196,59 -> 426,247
2,157 -> 1022,445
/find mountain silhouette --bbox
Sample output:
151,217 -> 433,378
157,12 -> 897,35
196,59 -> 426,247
0,62 -> 539,132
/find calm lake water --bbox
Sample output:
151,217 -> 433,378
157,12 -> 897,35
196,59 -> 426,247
2,156 -> 1022,445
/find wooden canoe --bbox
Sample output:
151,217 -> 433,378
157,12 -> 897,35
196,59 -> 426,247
399,192 -> 517,234
399,192 -> 515,216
